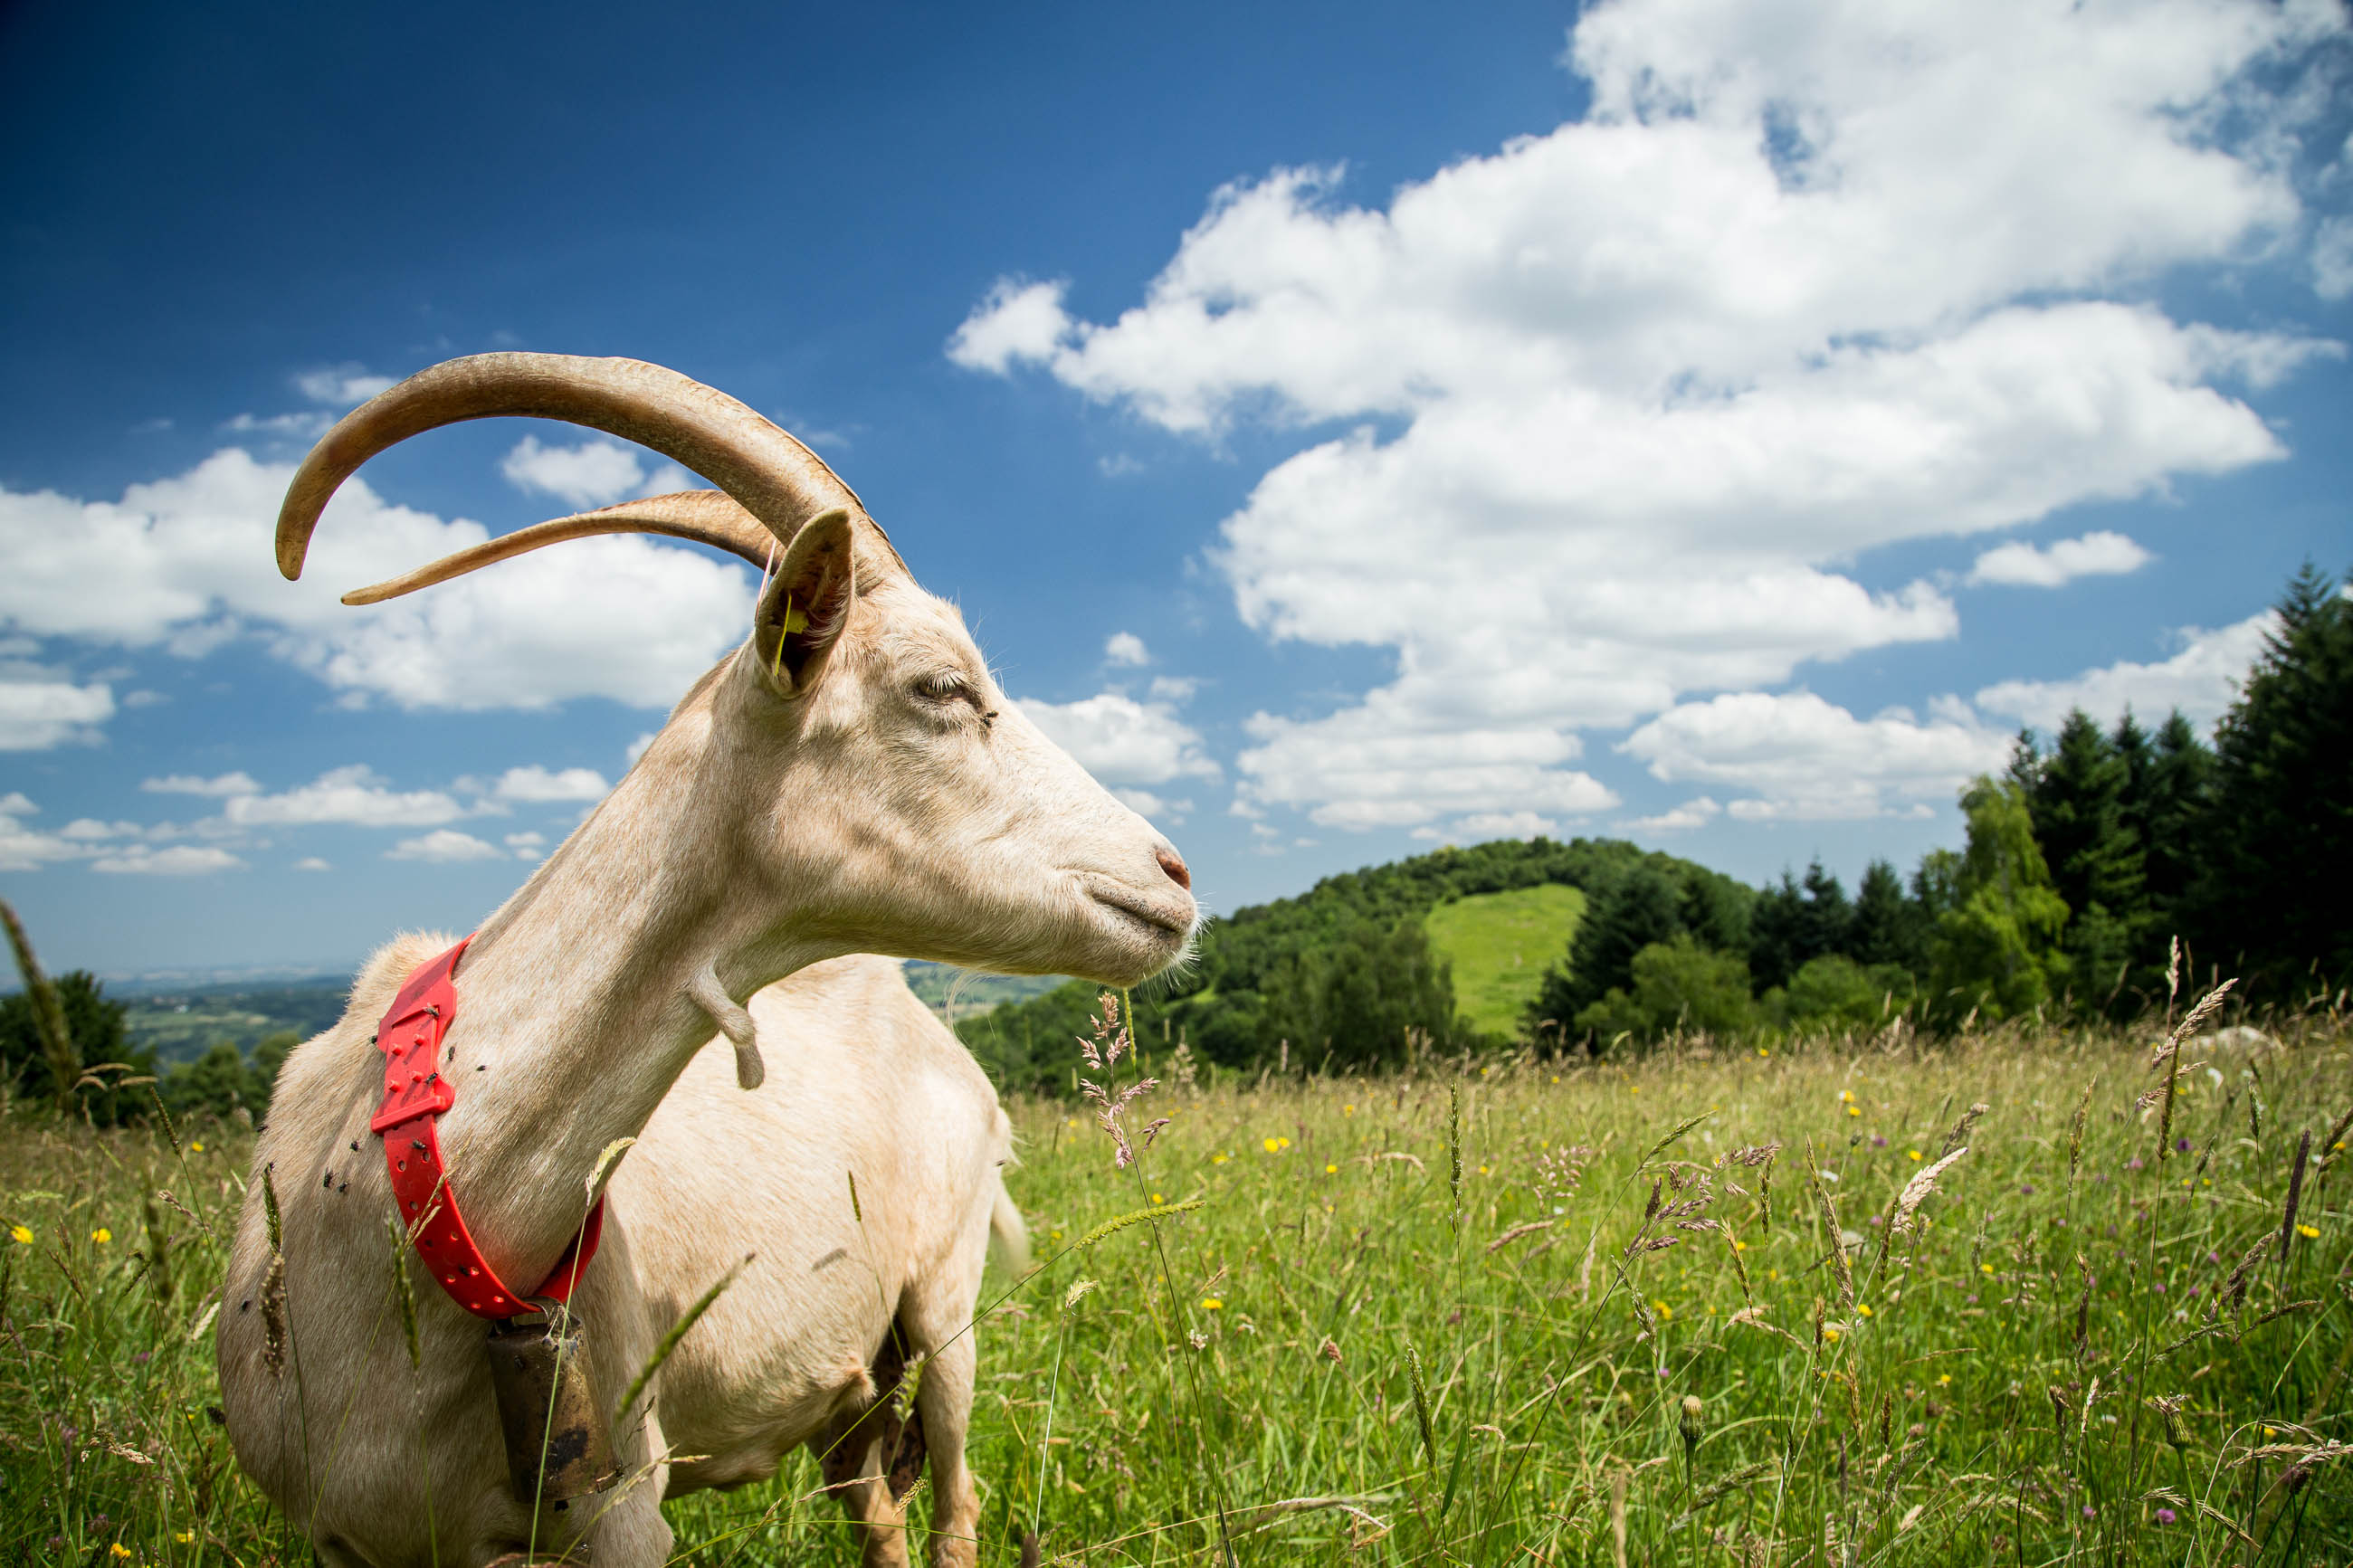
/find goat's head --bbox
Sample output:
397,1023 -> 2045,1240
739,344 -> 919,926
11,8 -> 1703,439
277,354 -> 1196,986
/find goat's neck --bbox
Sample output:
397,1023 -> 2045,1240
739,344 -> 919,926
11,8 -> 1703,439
424,692 -> 810,1288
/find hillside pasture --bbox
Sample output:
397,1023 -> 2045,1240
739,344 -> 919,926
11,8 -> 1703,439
1425,884 -> 1585,1038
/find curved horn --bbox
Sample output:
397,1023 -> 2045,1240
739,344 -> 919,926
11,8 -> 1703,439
338,491 -> 776,605
277,353 -> 880,583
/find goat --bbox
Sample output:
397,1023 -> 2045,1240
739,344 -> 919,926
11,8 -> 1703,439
215,355 -> 1195,1568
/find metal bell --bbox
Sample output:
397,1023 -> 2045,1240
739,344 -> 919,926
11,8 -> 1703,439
484,1305 -> 619,1504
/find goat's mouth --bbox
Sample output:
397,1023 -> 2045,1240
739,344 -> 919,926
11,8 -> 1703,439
1078,875 -> 1196,943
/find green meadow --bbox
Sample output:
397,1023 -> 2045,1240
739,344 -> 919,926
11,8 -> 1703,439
1426,886 -> 1586,1038
6,996 -> 2348,1566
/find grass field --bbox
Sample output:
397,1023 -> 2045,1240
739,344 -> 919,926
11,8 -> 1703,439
4,998 -> 2348,1566
1425,885 -> 1585,1038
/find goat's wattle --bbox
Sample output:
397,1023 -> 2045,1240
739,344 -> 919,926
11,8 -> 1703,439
375,936 -> 604,1318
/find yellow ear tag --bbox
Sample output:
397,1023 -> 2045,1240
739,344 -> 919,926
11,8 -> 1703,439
770,595 -> 811,684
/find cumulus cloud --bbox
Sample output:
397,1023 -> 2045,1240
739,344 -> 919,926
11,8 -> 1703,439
224,765 -> 464,829
488,765 -> 610,803
1624,691 -> 2011,822
1975,611 -> 2274,731
1104,632 -> 1150,666
503,831 -> 548,863
296,364 -> 396,405
143,771 -> 262,796
0,449 -> 756,713
92,844 -> 244,876
1969,530 -> 2154,587
1015,691 -> 1221,785
953,0 -> 2342,830
500,436 -> 652,510
1110,788 -> 1194,823
1626,797 -> 1724,833
0,794 -> 91,871
0,675 -> 114,750
292,856 -> 332,871
386,829 -> 506,863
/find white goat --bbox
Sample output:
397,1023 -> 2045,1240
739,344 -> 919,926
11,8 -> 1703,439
215,355 -> 1194,1568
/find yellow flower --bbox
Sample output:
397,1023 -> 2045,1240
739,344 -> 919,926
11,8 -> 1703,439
1478,1164 -> 1489,1175
1653,1300 -> 1672,1321
111,1547 -> 132,1561
1150,1193 -> 1164,1205
1211,1153 -> 1227,1164
1845,1105 -> 1861,1117
1262,1136 -> 1290,1154
1629,1085 -> 1639,1094
1823,1326 -> 1842,1342
1839,1089 -> 1853,1102
1856,1303 -> 1873,1317
1979,1263 -> 1995,1275
91,1227 -> 112,1244
190,1141 -> 205,1153
1937,1373 -> 1952,1386
1201,1297 -> 1223,1310
1757,1046 -> 1770,1058
1907,1149 -> 1922,1161
2297,1223 -> 2320,1239
1551,1074 -> 1560,1083
1324,1163 -> 1338,1174
176,1533 -> 194,1544
1343,1103 -> 1355,1115
1066,1118 -> 1078,1128
7,1225 -> 29,1245
1734,1240 -> 1748,1251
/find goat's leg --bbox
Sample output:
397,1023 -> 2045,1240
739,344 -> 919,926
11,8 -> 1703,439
817,1409 -> 911,1568
911,1328 -> 979,1568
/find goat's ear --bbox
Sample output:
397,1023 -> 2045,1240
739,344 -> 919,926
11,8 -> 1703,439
752,508 -> 856,696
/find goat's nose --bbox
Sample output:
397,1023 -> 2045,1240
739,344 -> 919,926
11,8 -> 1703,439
1155,846 -> 1192,891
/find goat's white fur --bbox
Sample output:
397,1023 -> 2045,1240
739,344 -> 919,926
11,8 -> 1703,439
214,356 -> 1193,1568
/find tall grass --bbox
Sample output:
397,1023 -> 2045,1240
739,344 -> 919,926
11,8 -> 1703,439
4,1004 -> 2348,1564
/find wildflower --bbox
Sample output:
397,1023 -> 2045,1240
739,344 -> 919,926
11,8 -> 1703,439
1343,1103 -> 1355,1114
1823,1326 -> 1842,1342
1734,1240 -> 1748,1251
1324,1163 -> 1338,1174
1149,1193 -> 1163,1205
1653,1300 -> 1673,1321
190,1142 -> 205,1153
2297,1223 -> 2320,1239
1200,1297 -> 1223,1310
1846,1106 -> 1861,1117
2018,1183 -> 2035,1195
91,1227 -> 112,1243
2175,1137 -> 2191,1153
2082,1505 -> 2095,1520
1937,1373 -> 1952,1385
1262,1136 -> 1290,1154
2154,1508 -> 2177,1525
1211,1153 -> 1226,1164
1757,1046 -> 1769,1058
1908,1149 -> 1922,1161
1980,1263 -> 1995,1275
175,1533 -> 193,1544
112,1547 -> 131,1561
2126,1157 -> 2143,1170
1871,1136 -> 1887,1147
7,1225 -> 29,1245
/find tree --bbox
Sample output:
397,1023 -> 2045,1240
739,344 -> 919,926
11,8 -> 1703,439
1748,860 -> 1855,991
1527,865 -> 1684,1040
1849,859 -> 1929,974
1770,954 -> 1919,1034
2191,562 -> 2353,993
0,970 -> 147,1119
1574,936 -> 1756,1046
2027,708 -> 2147,1005
1261,917 -> 1458,1068
2139,710 -> 2215,934
1929,776 -> 2071,1022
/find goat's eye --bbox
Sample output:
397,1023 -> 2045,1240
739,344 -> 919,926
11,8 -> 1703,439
913,670 -> 969,703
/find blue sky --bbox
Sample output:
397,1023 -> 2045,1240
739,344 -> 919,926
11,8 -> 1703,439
2,0 -> 2348,974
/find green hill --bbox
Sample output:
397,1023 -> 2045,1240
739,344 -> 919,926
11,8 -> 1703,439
1425,884 -> 1586,1037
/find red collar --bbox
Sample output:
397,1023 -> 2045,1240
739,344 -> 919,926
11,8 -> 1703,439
373,937 -> 604,1319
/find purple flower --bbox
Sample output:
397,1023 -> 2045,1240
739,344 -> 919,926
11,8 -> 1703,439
2207,1250 -> 2221,1265
1655,1366 -> 1670,1377
1965,1293 -> 1978,1304
2155,1508 -> 2177,1525
2186,1285 -> 2201,1297
2019,1183 -> 2035,1195
2082,1504 -> 2096,1519
2176,1137 -> 2191,1153
2152,1282 -> 2166,1294
132,1350 -> 150,1364
1872,1136 -> 1887,1147
2126,1157 -> 2144,1171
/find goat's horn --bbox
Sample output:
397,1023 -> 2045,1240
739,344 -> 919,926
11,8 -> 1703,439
338,491 -> 776,605
277,353 -> 876,582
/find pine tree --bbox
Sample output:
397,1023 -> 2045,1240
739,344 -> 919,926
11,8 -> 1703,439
2027,708 -> 2147,1006
2140,709 -> 2215,934
1747,860 -> 1853,991
1527,865 -> 1684,1042
1850,858 -> 1929,974
2192,562 -> 2353,994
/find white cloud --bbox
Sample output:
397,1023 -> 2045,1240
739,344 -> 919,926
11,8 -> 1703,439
1111,788 -> 1196,823
1969,530 -> 2154,587
224,411 -> 332,438
143,771 -> 262,797
0,448 -> 756,711
297,364 -> 395,405
490,764 -> 610,803
1015,691 -> 1221,785
1975,611 -> 2273,731
91,844 -> 244,876
0,675 -> 114,750
386,829 -> 506,863
2318,215 -> 2353,299
292,856 -> 333,871
1625,797 -> 1723,833
1104,632 -> 1149,666
953,0 -> 2341,829
1414,810 -> 1564,842
224,765 -> 464,829
0,795 -> 91,872
947,279 -> 1077,374
1624,691 -> 2011,822
500,436 -> 650,510
503,831 -> 548,863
